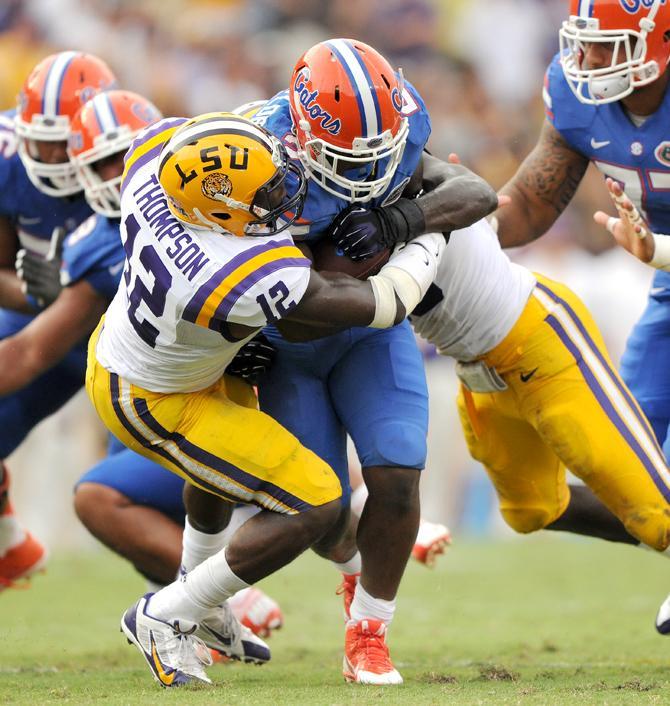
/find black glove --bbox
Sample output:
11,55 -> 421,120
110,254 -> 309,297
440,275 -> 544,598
327,198 -> 426,262
16,226 -> 66,307
225,332 -> 276,386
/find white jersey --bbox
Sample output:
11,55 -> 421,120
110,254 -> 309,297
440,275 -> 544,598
410,219 -> 535,360
95,118 -> 311,393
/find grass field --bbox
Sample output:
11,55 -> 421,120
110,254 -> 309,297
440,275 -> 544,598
1,536 -> 669,705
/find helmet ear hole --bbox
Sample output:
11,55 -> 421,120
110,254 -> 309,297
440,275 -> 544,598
212,212 -> 231,221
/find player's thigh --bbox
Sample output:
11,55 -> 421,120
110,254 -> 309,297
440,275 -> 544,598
457,386 -> 568,533
257,341 -> 348,495
330,320 -> 429,470
620,292 -> 670,445
77,448 -> 186,523
88,354 -> 341,513
530,282 -> 670,548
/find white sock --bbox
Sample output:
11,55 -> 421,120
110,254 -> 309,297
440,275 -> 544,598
333,550 -> 362,576
350,484 -> 368,518
149,547 -> 249,623
0,515 -> 26,555
349,582 -> 396,626
181,516 -> 229,573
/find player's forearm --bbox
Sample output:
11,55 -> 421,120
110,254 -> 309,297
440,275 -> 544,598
0,338 -> 44,395
418,163 -> 498,234
0,268 -> 33,313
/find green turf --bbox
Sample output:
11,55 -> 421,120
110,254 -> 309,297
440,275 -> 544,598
0,536 -> 669,705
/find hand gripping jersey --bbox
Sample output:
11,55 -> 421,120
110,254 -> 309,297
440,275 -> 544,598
253,78 -> 431,240
95,118 -> 312,394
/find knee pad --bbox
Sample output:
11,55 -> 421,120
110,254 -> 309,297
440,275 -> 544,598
621,505 -> 670,552
500,505 -> 557,534
358,420 -> 427,470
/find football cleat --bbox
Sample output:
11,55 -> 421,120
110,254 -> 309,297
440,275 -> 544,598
336,573 -> 359,620
195,599 -> 271,664
228,587 -> 283,638
655,593 -> 670,634
0,531 -> 47,590
343,618 -> 403,685
412,519 -> 452,567
121,594 -> 212,688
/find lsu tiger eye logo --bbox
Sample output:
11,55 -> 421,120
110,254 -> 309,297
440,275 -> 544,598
202,172 -> 233,201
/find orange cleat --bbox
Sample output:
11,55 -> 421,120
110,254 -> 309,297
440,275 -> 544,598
228,587 -> 283,639
411,519 -> 452,567
336,573 -> 359,620
343,618 -> 402,685
0,531 -> 47,590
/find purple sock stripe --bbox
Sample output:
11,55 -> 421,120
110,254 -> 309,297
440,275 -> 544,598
109,373 -> 240,503
545,315 -> 670,502
132,396 -> 311,513
209,256 -> 310,329
182,239 -> 296,324
535,281 -> 664,458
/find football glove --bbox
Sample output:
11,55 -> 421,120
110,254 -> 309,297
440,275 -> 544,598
225,332 -> 276,386
16,226 -> 66,307
327,198 -> 426,262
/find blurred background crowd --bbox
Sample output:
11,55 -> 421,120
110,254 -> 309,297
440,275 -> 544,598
0,0 -> 654,547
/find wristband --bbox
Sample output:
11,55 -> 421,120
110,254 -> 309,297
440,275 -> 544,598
650,232 -> 670,271
384,198 -> 426,245
369,274 -> 398,328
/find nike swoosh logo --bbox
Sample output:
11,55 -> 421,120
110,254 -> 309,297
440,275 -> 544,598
150,633 -> 176,686
200,623 -> 233,646
519,367 -> 538,383
108,261 -> 124,277
651,287 -> 666,295
590,138 -> 610,149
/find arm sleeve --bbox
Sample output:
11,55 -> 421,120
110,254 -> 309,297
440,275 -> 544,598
61,216 -> 124,300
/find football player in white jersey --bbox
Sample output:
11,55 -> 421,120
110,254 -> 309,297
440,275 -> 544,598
86,112 -> 444,688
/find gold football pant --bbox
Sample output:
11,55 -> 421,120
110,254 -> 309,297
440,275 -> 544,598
457,275 -> 670,550
86,321 -> 342,513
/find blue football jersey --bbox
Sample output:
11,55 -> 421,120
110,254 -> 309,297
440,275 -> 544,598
0,110 -> 92,256
61,214 -> 123,300
255,78 -> 431,241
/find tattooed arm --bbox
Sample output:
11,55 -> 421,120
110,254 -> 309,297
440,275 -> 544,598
495,120 -> 589,248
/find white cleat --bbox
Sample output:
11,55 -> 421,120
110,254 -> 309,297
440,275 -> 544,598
196,599 -> 271,664
412,519 -> 452,567
343,618 -> 403,685
656,593 -> 670,634
228,586 -> 284,638
121,593 -> 212,688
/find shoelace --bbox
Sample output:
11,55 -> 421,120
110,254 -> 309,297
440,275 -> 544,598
164,630 -> 212,676
351,627 -> 393,673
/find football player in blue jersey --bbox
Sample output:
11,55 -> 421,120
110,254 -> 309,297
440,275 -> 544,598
251,38 -> 501,684
0,51 -> 116,589
454,0 -> 670,632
